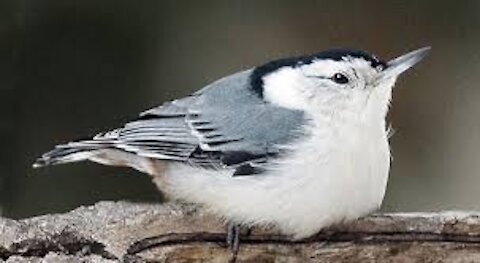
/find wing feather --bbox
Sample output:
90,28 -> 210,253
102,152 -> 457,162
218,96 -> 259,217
83,70 -> 307,174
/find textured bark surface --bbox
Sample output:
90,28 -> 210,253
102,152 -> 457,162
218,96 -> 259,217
1,201 -> 480,262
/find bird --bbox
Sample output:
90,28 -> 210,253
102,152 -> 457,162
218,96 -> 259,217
34,46 -> 429,257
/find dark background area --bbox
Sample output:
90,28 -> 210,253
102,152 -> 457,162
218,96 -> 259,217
2,0 -> 480,218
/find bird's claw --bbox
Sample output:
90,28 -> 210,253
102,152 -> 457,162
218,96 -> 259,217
227,223 -> 241,263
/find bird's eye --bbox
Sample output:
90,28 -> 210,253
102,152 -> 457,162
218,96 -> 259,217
332,73 -> 349,84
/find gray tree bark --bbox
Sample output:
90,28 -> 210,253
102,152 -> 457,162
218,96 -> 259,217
1,201 -> 480,262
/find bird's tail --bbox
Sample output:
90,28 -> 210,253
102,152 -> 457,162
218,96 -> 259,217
33,130 -> 165,176
33,141 -> 110,168
33,130 -> 119,168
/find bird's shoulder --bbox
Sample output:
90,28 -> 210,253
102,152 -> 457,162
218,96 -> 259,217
140,69 -> 255,117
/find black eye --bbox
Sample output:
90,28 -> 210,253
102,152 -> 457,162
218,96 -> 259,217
332,73 -> 349,84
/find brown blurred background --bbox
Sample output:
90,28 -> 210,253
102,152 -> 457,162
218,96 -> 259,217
1,0 -> 479,218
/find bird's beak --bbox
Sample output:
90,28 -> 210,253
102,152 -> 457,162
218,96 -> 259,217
380,46 -> 431,81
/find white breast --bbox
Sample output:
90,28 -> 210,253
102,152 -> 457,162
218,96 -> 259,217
161,118 -> 391,239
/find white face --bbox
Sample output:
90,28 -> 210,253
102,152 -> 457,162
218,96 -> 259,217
262,57 -> 396,121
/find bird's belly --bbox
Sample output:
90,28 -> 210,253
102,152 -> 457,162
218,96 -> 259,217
163,132 -> 390,239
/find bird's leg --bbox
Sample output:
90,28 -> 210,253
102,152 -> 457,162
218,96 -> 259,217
226,222 -> 241,263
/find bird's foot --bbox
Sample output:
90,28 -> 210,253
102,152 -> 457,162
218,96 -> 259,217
226,223 -> 252,263
227,223 -> 240,263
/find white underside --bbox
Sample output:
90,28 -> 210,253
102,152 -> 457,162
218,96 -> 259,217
160,118 -> 391,239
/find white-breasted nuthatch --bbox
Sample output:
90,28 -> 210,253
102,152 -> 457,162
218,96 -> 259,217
34,47 -> 430,254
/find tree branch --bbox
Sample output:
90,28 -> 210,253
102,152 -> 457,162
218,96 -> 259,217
1,201 -> 480,262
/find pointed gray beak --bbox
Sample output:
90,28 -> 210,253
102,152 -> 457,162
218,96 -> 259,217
381,46 -> 431,80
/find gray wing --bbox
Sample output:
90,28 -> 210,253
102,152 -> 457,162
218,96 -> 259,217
116,69 -> 307,174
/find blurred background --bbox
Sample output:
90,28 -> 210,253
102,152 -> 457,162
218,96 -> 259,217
2,0 -> 480,218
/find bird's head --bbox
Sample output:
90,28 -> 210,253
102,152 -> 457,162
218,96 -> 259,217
251,47 -> 430,121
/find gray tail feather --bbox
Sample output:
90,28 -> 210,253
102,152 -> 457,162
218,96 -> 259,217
33,146 -> 96,168
33,141 -> 110,168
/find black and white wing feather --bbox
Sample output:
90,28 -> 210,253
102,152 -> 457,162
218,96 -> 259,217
120,70 -> 306,169
35,70 -> 307,175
